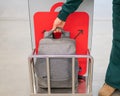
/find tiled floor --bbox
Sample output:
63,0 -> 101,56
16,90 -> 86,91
0,20 -> 31,96
0,20 -> 119,96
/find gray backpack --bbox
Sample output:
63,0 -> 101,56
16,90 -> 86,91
35,29 -> 79,88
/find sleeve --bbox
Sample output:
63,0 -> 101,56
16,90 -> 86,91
58,0 -> 83,21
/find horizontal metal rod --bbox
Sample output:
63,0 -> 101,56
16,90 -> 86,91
30,54 -> 93,59
30,93 -> 92,96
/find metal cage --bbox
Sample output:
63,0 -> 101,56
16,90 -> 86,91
28,50 -> 93,96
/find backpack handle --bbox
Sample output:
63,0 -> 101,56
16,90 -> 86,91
44,27 -> 70,38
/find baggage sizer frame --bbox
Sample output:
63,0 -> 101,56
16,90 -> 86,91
28,0 -> 94,95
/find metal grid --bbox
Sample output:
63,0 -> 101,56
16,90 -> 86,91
28,51 -> 94,96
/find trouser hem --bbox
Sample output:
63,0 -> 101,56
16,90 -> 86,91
105,80 -> 120,90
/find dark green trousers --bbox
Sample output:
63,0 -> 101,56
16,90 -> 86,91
105,0 -> 120,89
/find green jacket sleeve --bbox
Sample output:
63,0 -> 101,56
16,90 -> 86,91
58,0 -> 83,21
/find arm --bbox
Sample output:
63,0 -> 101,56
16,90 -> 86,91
58,0 -> 83,21
52,0 -> 83,30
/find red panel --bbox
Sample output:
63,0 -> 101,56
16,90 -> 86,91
33,2 -> 89,75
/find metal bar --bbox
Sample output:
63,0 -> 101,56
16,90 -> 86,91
30,93 -> 92,96
88,57 -> 94,93
28,57 -> 37,94
31,54 -> 92,59
27,0 -> 34,50
72,57 -> 75,94
86,58 -> 89,93
46,57 -> 51,94
28,57 -> 34,93
29,53 -> 94,96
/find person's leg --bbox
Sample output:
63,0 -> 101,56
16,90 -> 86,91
105,0 -> 120,90
99,0 -> 120,96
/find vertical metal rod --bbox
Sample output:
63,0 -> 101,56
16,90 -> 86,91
28,57 -> 36,94
87,57 -> 94,93
46,57 -> 51,94
28,58 -> 34,94
89,57 -> 94,93
86,58 -> 89,93
27,0 -> 34,50
87,58 -> 90,93
72,57 -> 75,94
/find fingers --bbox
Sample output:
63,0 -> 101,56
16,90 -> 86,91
54,28 -> 61,33
52,17 -> 65,32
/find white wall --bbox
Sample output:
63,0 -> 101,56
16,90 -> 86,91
0,0 -> 112,20
0,0 -> 113,96
0,0 -> 28,20
94,0 -> 112,20
93,0 -> 113,95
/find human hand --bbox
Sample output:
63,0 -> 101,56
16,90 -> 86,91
52,17 -> 65,32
